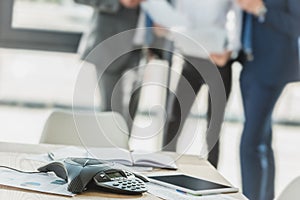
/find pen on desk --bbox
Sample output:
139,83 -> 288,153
48,152 -> 55,161
176,189 -> 187,194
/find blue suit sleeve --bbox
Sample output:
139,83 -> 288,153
264,0 -> 300,38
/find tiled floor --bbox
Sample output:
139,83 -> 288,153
0,48 -> 299,198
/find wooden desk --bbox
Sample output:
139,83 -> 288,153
0,142 -> 247,199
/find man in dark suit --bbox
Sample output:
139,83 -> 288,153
78,0 -> 143,131
236,0 -> 300,199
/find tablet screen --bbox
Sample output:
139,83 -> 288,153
149,174 -> 231,191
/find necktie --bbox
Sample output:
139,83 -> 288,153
242,13 -> 254,61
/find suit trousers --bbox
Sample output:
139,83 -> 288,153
97,49 -> 142,132
163,56 -> 233,168
240,70 -> 285,200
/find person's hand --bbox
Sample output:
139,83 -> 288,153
120,0 -> 143,8
210,51 -> 232,67
153,23 -> 169,37
236,0 -> 265,16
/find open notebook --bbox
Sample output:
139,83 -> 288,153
45,146 -> 177,170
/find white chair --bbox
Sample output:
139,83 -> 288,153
40,110 -> 129,149
277,176 -> 300,200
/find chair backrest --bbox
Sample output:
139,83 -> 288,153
40,110 -> 129,149
277,176 -> 300,200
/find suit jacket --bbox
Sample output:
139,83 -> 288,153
242,0 -> 300,86
77,0 -> 140,72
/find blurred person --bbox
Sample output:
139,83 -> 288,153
236,0 -> 300,199
157,0 -> 242,168
76,0 -> 144,132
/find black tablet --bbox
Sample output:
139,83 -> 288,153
148,174 -> 238,195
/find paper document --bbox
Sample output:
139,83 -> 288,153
172,27 -> 227,57
141,0 -> 227,57
0,168 -> 74,196
141,0 -> 187,28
